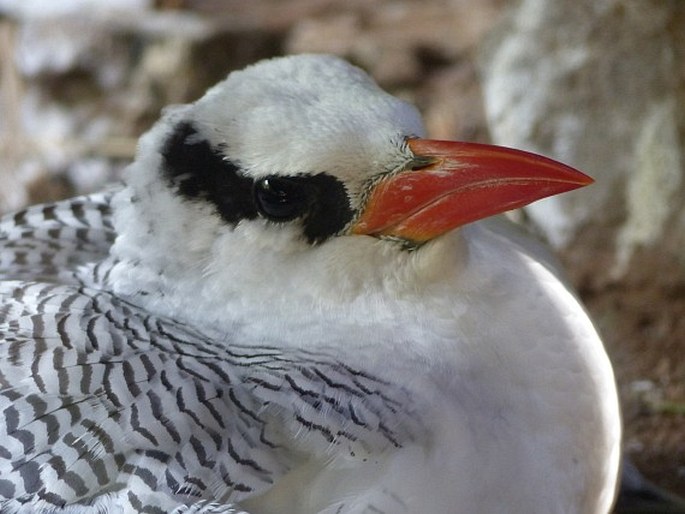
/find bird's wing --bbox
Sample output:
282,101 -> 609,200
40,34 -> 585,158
0,192 -> 117,284
0,277 -> 293,511
0,280 -> 419,513
0,197 -> 420,513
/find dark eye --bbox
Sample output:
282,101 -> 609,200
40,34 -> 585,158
254,177 -> 310,221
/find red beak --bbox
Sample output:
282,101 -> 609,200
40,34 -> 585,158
351,138 -> 593,243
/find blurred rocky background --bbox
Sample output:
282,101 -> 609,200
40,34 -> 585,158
0,0 -> 683,504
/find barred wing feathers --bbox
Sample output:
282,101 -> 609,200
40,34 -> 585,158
0,193 -> 116,285
0,196 -> 418,513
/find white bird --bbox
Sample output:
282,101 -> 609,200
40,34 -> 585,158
0,54 -> 620,513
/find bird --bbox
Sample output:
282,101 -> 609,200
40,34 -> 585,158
0,54 -> 621,513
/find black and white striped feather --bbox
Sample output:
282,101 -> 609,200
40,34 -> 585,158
0,193 -> 419,513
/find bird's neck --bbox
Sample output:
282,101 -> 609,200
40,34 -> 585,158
106,187 -> 469,356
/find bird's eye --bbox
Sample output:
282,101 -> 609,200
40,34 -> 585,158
254,177 -> 310,221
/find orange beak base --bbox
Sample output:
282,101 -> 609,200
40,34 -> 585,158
351,138 -> 593,243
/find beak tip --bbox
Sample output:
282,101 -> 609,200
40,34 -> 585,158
570,168 -> 595,188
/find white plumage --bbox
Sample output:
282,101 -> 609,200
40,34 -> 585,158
0,55 -> 620,513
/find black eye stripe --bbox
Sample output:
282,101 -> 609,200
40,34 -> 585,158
254,174 -> 354,243
161,120 -> 354,244
297,173 -> 354,244
161,121 -> 258,224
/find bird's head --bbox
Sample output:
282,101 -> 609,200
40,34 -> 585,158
111,54 -> 591,320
